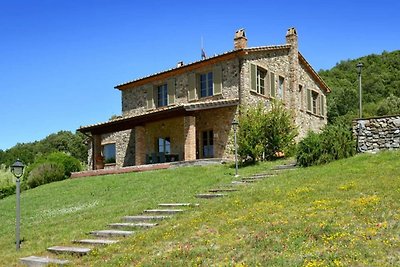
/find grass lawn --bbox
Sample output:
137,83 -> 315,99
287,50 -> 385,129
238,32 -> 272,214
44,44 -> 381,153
1,152 -> 399,266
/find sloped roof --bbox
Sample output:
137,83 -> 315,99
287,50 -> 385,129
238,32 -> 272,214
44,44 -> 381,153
114,44 -> 330,93
115,45 -> 291,90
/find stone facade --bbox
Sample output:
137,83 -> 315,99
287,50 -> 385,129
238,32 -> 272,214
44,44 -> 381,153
353,115 -> 400,153
80,28 -> 330,170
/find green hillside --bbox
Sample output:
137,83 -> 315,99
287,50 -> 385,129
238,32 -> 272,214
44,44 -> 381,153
319,50 -> 400,124
1,152 -> 399,266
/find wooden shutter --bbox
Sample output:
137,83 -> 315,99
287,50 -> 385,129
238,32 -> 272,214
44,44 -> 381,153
188,73 -> 196,101
307,88 -> 312,112
270,72 -> 276,97
146,85 -> 154,109
167,78 -> 175,105
320,94 -> 325,116
250,63 -> 257,92
213,65 -> 222,95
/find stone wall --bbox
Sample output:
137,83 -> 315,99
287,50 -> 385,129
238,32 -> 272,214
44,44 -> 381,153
99,129 -> 135,168
194,106 -> 237,159
353,115 -> 400,153
295,59 -> 327,138
121,58 -> 240,118
240,50 -> 327,140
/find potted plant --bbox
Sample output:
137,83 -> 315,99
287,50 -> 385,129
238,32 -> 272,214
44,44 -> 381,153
95,155 -> 104,170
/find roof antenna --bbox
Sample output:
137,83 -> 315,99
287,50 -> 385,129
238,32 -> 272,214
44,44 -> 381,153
201,36 -> 207,60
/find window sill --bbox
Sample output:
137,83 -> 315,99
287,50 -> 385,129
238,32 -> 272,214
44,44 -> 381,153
104,163 -> 116,169
306,110 -> 326,119
250,90 -> 273,99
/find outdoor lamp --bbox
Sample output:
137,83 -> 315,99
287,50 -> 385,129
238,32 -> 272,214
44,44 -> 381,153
11,159 -> 25,179
356,62 -> 363,75
357,62 -> 363,119
11,159 -> 24,251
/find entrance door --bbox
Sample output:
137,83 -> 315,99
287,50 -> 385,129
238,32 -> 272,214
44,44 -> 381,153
202,130 -> 214,158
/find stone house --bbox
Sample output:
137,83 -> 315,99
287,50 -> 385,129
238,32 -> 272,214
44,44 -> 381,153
79,28 -> 331,170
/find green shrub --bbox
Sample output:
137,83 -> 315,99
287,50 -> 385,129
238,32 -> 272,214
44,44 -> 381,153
23,152 -> 82,189
237,101 -> 298,163
0,184 -> 16,199
44,152 -> 82,177
296,124 -> 356,167
296,131 -> 323,167
24,152 -> 81,180
26,162 -> 65,189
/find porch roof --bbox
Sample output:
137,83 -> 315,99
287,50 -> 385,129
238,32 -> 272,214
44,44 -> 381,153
78,98 -> 239,135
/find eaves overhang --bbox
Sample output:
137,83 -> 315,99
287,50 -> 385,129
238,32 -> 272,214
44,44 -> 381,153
78,98 -> 239,135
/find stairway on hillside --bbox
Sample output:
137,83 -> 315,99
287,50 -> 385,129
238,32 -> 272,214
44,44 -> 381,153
19,162 -> 296,266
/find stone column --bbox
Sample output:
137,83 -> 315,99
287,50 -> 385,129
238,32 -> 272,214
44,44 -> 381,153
93,134 -> 102,170
183,115 -> 196,161
135,126 -> 146,165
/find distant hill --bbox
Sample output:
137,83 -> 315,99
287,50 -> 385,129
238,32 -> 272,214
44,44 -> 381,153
318,50 -> 400,124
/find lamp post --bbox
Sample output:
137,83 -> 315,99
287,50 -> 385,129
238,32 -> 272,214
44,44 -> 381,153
357,62 -> 363,118
11,159 -> 25,251
232,119 -> 239,177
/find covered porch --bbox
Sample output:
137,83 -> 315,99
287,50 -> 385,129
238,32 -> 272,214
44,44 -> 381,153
79,99 -> 239,170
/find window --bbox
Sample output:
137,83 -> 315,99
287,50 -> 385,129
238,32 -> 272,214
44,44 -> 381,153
278,76 -> 285,98
256,68 -> 267,95
200,72 -> 213,97
202,130 -> 214,158
299,84 -> 304,110
312,91 -> 319,114
158,137 -> 171,154
307,88 -> 325,117
102,143 -> 116,164
251,64 -> 276,97
157,84 -> 168,107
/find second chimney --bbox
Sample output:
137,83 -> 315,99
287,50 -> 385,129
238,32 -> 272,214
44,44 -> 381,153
234,29 -> 247,50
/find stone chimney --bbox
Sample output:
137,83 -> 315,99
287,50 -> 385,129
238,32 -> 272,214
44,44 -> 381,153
234,29 -> 247,50
285,27 -> 299,119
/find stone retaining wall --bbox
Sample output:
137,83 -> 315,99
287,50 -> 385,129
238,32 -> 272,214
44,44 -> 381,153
353,115 -> 400,153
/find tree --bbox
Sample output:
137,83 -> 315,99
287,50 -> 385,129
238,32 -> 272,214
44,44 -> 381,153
377,94 -> 400,116
237,101 -> 298,163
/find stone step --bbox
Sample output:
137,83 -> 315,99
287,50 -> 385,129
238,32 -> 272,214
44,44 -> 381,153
241,177 -> 264,183
90,230 -> 133,237
73,239 -> 119,245
195,193 -> 226,199
108,222 -> 158,229
20,256 -> 69,266
47,246 -> 91,256
208,188 -> 238,193
143,209 -> 183,214
158,203 -> 199,207
251,173 -> 276,177
123,215 -> 171,222
231,181 -> 249,185
240,179 -> 258,183
272,163 -> 297,170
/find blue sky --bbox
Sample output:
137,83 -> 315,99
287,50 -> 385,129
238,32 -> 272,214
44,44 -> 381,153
0,0 -> 399,150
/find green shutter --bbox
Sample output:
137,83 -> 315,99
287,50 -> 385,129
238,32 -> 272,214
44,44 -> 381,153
320,94 -> 325,116
146,85 -> 154,109
167,78 -> 175,105
307,88 -> 312,112
250,63 -> 256,92
213,65 -> 222,95
188,73 -> 196,101
270,72 -> 276,97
